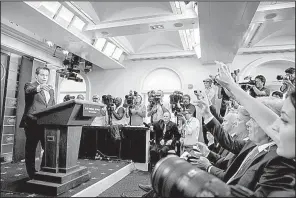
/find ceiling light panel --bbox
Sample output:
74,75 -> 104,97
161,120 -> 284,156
112,48 -> 123,61
71,16 -> 85,31
58,6 -> 74,23
94,38 -> 107,51
38,1 -> 62,18
103,42 -> 116,57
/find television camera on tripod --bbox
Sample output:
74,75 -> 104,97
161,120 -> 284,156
102,94 -> 116,125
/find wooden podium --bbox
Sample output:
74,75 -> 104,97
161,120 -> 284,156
28,99 -> 104,196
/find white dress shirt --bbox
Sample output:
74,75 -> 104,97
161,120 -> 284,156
182,117 -> 200,146
36,83 -> 50,104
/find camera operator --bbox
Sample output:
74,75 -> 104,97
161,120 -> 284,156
176,94 -> 196,118
126,94 -> 146,126
147,91 -> 169,124
279,67 -> 295,96
249,75 -> 270,98
91,95 -> 108,126
203,78 -> 216,106
76,94 -> 85,100
63,94 -> 75,102
111,97 -> 126,125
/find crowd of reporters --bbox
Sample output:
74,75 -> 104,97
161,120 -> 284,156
63,66 -> 295,197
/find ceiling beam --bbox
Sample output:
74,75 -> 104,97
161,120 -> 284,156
127,50 -> 196,60
85,12 -> 198,37
86,12 -> 197,30
257,2 -> 295,12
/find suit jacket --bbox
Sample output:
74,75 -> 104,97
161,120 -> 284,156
206,117 -> 279,191
20,81 -> 55,128
153,120 -> 180,147
254,157 -> 296,197
207,145 -> 230,168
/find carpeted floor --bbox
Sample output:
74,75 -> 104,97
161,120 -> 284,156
98,170 -> 151,197
1,158 -> 130,197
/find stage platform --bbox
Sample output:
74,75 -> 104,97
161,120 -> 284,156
1,158 -> 136,197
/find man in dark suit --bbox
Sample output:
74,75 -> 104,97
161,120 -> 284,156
137,111 -> 180,193
150,111 -> 180,161
194,98 -> 281,192
19,66 -> 55,179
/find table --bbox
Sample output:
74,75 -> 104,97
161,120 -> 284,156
79,126 -> 150,171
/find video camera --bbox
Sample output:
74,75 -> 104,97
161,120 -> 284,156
148,90 -> 163,106
238,76 -> 256,91
152,156 -> 254,198
169,91 -> 183,113
102,95 -> 115,111
125,90 -> 138,107
277,75 -> 291,81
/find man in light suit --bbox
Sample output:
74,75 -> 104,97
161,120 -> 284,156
19,66 -> 55,179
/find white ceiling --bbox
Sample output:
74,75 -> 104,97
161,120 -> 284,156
1,1 -> 295,69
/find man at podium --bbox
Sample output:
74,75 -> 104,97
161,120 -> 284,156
19,66 -> 55,179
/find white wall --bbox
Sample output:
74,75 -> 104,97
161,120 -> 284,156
87,57 -> 219,100
231,52 -> 295,82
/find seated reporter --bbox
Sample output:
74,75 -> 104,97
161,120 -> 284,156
137,111 -> 180,193
197,108 -> 250,172
194,94 -> 283,192
150,112 -> 180,161
126,95 -> 146,126
212,62 -> 295,197
198,112 -> 238,169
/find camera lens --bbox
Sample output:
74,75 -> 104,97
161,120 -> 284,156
152,156 -> 232,197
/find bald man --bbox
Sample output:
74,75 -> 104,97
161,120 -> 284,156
150,112 -> 180,161
137,111 -> 180,193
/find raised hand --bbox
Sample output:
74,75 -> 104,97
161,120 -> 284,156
40,84 -> 52,92
195,99 -> 211,116
196,142 -> 210,157
194,156 -> 211,171
214,61 -> 236,88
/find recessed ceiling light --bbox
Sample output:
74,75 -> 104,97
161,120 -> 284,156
174,23 -> 183,27
265,13 -> 277,20
150,25 -> 164,30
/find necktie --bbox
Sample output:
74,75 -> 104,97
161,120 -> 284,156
163,124 -> 167,136
43,90 -> 50,104
227,147 -> 259,184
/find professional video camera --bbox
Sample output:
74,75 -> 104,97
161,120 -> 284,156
169,91 -> 183,113
125,90 -> 138,107
148,90 -> 163,106
238,76 -> 256,91
152,156 -> 254,198
276,75 -> 291,81
102,95 -> 115,111
58,54 -> 93,82
59,72 -> 83,82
